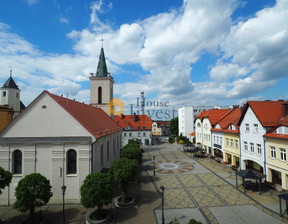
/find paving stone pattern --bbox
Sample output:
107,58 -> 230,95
143,144 -> 288,224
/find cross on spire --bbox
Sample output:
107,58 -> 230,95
9,66 -> 12,77
100,37 -> 105,48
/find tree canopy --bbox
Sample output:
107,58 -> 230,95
13,173 -> 52,223
122,144 -> 142,165
0,167 -> 12,195
80,172 -> 112,219
169,117 -> 178,136
109,158 -> 139,203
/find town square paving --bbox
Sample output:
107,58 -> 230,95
144,143 -> 288,224
1,142 -> 288,223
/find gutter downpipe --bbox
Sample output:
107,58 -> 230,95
8,145 -> 11,206
263,138 -> 267,181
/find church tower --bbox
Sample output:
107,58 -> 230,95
90,47 -> 114,115
0,69 -> 23,117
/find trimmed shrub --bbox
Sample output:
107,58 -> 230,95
122,147 -> 142,165
109,158 -> 139,203
80,172 -> 113,220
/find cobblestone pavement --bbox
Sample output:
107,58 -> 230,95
143,143 -> 288,224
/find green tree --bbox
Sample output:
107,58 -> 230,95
0,166 -> 12,195
122,146 -> 142,165
109,158 -> 139,203
80,172 -> 113,220
13,173 -> 52,224
169,117 -> 178,136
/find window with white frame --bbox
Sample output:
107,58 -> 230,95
226,138 -> 229,146
220,137 -> 222,144
253,124 -> 259,133
244,142 -> 248,151
250,143 -> 254,152
235,140 -> 238,148
257,144 -> 261,154
280,148 -> 286,161
270,146 -> 276,158
245,124 -> 249,132
230,139 -> 233,147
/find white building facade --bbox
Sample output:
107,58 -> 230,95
239,106 -> 267,174
0,91 -> 122,205
178,106 -> 217,141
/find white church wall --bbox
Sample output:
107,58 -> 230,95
2,93 -> 92,138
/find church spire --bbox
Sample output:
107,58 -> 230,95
96,47 -> 108,77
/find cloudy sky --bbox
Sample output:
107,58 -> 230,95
0,0 -> 287,116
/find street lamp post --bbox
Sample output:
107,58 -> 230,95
160,185 -> 165,224
153,156 -> 155,176
61,185 -> 66,224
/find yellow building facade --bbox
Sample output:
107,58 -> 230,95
223,132 -> 240,167
266,137 -> 288,190
152,122 -> 162,136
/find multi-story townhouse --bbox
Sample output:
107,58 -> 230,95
178,106 -> 219,142
114,114 -> 152,147
195,109 -> 231,154
264,104 -> 288,190
238,101 -> 288,176
152,121 -> 162,136
211,107 -> 242,167
195,110 -> 209,150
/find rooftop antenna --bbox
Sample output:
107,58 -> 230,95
100,37 -> 104,48
141,91 -> 145,115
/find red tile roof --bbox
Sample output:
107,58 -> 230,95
114,114 -> 152,130
153,121 -> 170,127
195,109 -> 232,126
46,91 -> 122,138
264,115 -> 288,140
217,108 -> 241,129
264,132 -> 288,140
239,101 -> 288,127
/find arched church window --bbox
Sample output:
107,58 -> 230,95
67,149 -> 77,174
98,87 -> 102,104
12,149 -> 22,174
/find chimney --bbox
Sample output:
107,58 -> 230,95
121,113 -> 124,119
133,113 -> 137,122
282,103 -> 288,117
